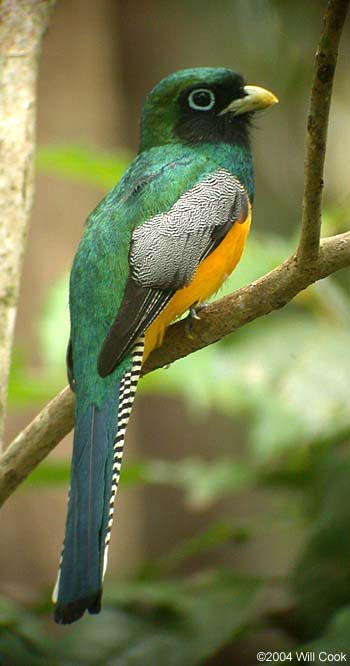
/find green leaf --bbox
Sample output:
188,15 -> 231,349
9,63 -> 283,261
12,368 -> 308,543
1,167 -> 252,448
36,144 -> 132,190
23,461 -> 71,488
7,349 -> 65,407
291,450 -> 350,638
37,271 -> 70,369
297,608 -> 350,662
138,520 -> 251,578
0,596 -> 61,666
139,457 -> 255,509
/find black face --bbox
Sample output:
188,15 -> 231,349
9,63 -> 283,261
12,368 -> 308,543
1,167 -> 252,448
175,74 -> 251,148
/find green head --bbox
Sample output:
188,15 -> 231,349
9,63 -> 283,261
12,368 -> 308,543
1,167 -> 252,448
139,67 -> 278,153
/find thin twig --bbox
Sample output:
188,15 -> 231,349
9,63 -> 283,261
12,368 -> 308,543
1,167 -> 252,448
0,231 -> 349,508
297,0 -> 349,263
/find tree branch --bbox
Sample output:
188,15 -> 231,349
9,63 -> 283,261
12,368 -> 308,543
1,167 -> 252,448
144,232 -> 350,374
0,231 -> 349,508
0,0 -> 349,507
0,0 -> 56,450
0,387 -> 74,507
297,0 -> 349,263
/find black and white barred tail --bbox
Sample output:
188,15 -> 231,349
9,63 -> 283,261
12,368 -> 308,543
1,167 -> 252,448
53,337 -> 144,624
102,337 -> 144,577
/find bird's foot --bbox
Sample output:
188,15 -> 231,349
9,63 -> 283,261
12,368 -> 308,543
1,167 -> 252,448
185,302 -> 207,338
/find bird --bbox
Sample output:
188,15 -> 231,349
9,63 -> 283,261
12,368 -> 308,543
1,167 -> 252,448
53,67 -> 278,624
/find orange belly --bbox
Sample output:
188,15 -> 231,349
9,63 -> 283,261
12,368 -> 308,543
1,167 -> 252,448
143,205 -> 252,361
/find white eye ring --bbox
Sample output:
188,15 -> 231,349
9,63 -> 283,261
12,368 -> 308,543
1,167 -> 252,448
188,88 -> 216,111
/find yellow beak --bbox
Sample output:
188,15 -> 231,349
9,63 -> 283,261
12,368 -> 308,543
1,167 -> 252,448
220,85 -> 278,116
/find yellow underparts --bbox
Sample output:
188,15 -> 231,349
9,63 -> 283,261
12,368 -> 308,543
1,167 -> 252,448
143,204 -> 252,362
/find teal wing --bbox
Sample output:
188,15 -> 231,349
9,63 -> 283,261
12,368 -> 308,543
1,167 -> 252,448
69,144 -> 249,385
68,146 -> 208,388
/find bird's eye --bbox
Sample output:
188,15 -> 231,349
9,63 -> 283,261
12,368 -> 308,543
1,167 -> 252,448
188,88 -> 215,111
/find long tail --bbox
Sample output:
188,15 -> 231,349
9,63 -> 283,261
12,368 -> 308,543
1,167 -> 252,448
53,338 -> 144,624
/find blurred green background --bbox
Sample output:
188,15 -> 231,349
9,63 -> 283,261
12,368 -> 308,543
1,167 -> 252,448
1,1 -> 349,664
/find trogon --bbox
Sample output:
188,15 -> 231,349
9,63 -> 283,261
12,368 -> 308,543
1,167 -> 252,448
53,67 -> 278,623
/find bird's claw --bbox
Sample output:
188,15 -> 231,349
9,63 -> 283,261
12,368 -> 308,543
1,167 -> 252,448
185,302 -> 207,338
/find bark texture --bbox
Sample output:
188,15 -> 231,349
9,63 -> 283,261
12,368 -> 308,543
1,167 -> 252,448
0,0 -> 55,449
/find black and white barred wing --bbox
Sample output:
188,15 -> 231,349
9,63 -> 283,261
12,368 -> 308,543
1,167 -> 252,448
98,168 -> 248,376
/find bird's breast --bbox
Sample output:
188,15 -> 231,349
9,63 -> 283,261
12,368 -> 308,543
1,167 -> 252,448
143,203 -> 251,361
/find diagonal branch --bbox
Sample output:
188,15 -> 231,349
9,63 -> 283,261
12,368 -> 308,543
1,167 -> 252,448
143,232 -> 350,374
0,0 -> 349,508
0,231 -> 349,508
297,0 -> 349,263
